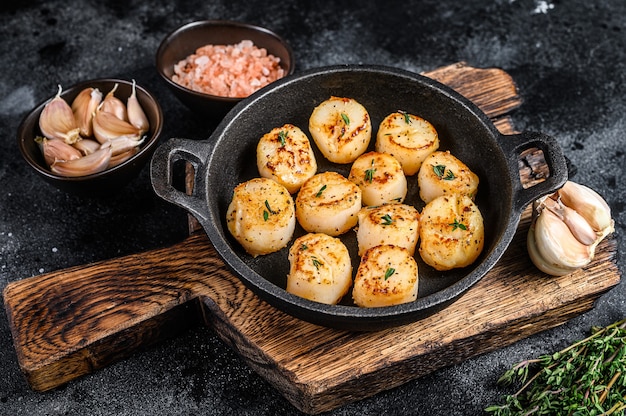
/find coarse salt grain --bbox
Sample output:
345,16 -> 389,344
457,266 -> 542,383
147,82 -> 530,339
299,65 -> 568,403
172,40 -> 285,98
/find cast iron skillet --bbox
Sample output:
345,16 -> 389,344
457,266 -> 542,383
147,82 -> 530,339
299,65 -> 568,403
151,65 -> 568,331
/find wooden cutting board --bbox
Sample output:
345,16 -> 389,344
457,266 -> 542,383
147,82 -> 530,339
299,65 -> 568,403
3,62 -> 620,414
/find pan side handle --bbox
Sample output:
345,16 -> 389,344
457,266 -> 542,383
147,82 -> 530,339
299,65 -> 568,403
150,138 -> 211,225
499,131 -> 569,214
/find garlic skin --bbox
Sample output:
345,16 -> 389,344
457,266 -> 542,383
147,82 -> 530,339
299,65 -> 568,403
527,180 -> 614,276
127,79 -> 149,134
39,85 -> 81,144
71,87 -> 102,137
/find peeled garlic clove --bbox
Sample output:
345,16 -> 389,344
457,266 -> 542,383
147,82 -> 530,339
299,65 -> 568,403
100,83 -> 128,121
530,207 -> 593,275
92,106 -> 141,144
39,85 -> 81,144
36,136 -> 82,167
108,147 -> 139,168
51,146 -> 112,177
558,181 -> 613,234
541,197 -> 597,245
107,135 -> 145,156
127,79 -> 149,134
72,138 -> 101,156
71,87 -> 102,137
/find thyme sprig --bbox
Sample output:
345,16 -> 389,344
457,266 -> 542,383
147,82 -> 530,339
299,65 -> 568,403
486,319 -> 626,415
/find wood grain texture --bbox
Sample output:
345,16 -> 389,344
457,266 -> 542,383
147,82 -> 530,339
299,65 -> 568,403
3,62 -> 620,414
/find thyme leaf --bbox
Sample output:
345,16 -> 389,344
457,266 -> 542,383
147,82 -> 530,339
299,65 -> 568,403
365,159 -> 376,183
381,214 -> 393,225
278,130 -> 287,147
311,256 -> 322,269
384,267 -> 395,280
433,164 -> 446,178
450,219 -> 467,231
341,112 -> 350,125
315,184 -> 327,198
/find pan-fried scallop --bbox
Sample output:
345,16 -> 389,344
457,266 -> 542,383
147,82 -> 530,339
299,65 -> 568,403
295,171 -> 362,236
419,194 -> 484,271
352,244 -> 418,308
417,150 -> 479,204
226,178 -> 296,257
257,124 -> 317,194
356,204 -> 420,256
375,111 -> 439,176
348,151 -> 407,206
286,233 -> 352,305
309,96 -> 372,164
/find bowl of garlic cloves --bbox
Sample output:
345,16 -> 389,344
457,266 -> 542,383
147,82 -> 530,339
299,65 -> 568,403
18,78 -> 163,196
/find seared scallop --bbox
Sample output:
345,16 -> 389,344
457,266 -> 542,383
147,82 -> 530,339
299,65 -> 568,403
348,151 -> 407,206
226,177 -> 296,257
356,204 -> 420,256
309,96 -> 372,164
286,233 -> 352,305
375,111 -> 439,176
419,194 -> 484,271
417,150 -> 479,204
352,244 -> 418,308
295,171 -> 362,236
257,123 -> 317,194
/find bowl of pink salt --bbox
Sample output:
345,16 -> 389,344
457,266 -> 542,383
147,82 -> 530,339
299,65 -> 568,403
156,20 -> 295,119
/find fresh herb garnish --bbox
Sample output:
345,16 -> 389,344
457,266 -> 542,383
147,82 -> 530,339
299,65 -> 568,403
433,164 -> 446,178
401,111 -> 411,124
299,243 -> 308,251
341,112 -> 350,125
450,219 -> 467,231
384,267 -> 395,280
263,200 -> 276,221
486,319 -> 626,415
365,159 -> 376,183
381,214 -> 393,225
444,170 -> 455,180
278,130 -> 287,147
315,184 -> 327,197
312,256 -> 322,269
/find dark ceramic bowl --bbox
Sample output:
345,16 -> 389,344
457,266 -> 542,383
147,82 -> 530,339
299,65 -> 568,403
151,65 -> 568,331
156,20 -> 295,119
18,78 -> 163,197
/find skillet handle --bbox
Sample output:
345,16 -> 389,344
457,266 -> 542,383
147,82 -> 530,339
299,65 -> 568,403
150,138 -> 211,224
499,131 -> 569,213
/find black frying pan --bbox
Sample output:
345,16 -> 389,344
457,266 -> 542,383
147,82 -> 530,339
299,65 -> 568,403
151,65 -> 568,331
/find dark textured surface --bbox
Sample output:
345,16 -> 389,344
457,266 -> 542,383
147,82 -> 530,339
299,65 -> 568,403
0,1 -> 624,415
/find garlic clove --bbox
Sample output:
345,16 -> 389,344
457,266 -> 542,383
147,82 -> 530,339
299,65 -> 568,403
72,138 -> 101,156
100,83 -> 128,121
71,87 -> 102,137
127,79 -> 149,134
541,197 -> 597,245
108,147 -> 139,168
527,225 -> 575,276
531,207 -> 593,275
106,135 -> 145,156
558,181 -> 613,234
92,105 -> 141,144
39,85 -> 81,144
50,146 -> 112,177
36,136 -> 82,167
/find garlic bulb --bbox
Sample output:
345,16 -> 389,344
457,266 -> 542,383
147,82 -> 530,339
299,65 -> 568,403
39,85 -> 81,144
527,180 -> 614,276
